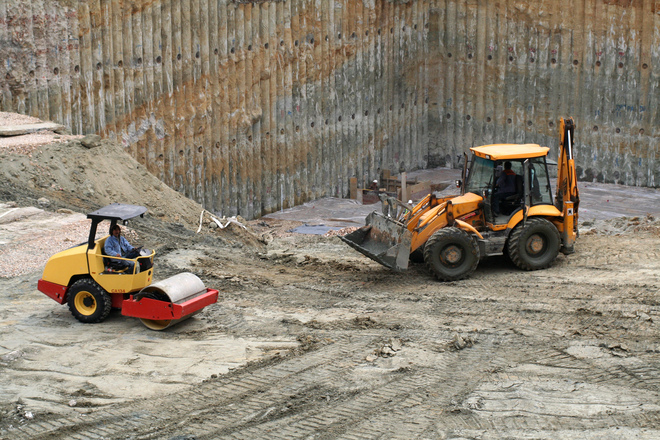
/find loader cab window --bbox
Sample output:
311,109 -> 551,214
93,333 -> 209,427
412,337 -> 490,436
528,157 -> 553,205
466,155 -> 553,207
465,156 -> 495,196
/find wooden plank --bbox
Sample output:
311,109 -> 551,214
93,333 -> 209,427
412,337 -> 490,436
349,176 -> 358,199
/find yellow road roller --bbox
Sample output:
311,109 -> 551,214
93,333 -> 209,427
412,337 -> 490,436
37,203 -> 218,330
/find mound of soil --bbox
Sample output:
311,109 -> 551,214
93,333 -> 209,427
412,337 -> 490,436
0,135 -> 203,229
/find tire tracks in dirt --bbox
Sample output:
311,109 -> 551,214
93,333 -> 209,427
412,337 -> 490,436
3,228 -> 660,439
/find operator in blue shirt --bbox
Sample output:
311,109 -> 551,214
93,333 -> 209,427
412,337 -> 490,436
104,224 -> 139,272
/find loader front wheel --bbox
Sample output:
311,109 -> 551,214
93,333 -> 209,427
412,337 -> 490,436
507,217 -> 560,271
424,227 -> 479,281
67,278 -> 112,324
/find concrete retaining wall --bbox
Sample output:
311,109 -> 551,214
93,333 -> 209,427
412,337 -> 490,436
1,0 -> 658,218
427,1 -> 660,189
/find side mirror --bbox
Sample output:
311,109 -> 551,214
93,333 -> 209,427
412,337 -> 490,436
455,179 -> 462,188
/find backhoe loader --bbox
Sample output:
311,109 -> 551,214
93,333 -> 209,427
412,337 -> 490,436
340,117 -> 579,281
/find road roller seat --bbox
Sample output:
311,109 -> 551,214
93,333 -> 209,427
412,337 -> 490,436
100,238 -> 129,274
137,248 -> 153,272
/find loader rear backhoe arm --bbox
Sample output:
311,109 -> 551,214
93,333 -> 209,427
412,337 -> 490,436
555,117 -> 580,253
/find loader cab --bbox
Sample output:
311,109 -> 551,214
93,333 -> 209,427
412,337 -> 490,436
465,144 -> 554,223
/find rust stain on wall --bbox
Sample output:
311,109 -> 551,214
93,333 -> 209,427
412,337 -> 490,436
0,0 -> 658,219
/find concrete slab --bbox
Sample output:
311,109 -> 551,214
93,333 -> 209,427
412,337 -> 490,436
0,122 -> 66,136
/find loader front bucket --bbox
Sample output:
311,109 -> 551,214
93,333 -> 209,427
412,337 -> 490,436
339,211 -> 412,271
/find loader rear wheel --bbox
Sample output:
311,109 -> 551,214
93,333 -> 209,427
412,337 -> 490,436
507,217 -> 560,271
67,278 -> 112,324
424,227 -> 479,281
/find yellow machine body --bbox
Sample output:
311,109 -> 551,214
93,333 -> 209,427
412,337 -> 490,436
37,203 -> 217,329
40,236 -> 154,298
340,117 -> 580,281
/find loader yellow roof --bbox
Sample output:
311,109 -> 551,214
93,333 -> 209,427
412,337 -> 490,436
470,144 -> 549,160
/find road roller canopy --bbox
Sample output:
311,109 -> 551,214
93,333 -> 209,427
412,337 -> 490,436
470,144 -> 550,161
87,203 -> 148,222
85,203 -> 148,249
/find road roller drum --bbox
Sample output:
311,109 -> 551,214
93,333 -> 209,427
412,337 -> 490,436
121,272 -> 219,330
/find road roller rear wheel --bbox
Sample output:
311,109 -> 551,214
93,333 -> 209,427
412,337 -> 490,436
67,278 -> 112,323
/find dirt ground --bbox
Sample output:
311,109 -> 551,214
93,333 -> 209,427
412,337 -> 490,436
1,116 -> 660,439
